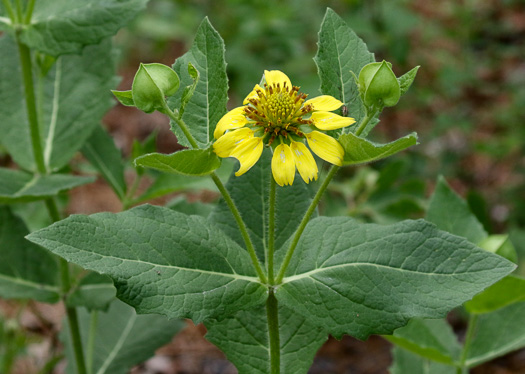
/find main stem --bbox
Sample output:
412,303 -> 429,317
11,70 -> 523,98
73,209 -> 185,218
16,25 -> 87,374
266,289 -> 280,374
275,165 -> 340,283
459,314 -> 478,372
267,177 -> 277,284
162,103 -> 267,283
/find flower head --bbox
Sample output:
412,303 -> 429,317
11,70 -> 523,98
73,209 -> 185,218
213,70 -> 356,186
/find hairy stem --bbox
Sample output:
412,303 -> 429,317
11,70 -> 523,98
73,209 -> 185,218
161,103 -> 267,283
267,176 -> 277,284
17,30 -> 87,374
275,165 -> 339,283
266,289 -> 280,374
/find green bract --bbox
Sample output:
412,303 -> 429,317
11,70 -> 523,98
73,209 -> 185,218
358,60 -> 401,108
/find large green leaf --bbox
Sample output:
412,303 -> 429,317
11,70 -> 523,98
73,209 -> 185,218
0,35 -> 118,172
19,0 -> 148,56
426,176 -> 487,244
385,319 -> 461,365
27,204 -> 267,323
277,217 -> 515,340
390,346 -> 456,374
465,275 -> 525,314
314,8 -> 375,130
0,207 -> 60,303
64,299 -> 184,374
206,304 -> 327,374
339,132 -> 418,166
466,301 -> 525,367
0,167 -> 94,204
168,18 -> 228,148
81,125 -> 127,200
208,151 -> 314,263
135,148 -> 221,176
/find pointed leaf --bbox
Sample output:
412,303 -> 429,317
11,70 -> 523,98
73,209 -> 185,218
0,207 -> 60,303
465,275 -> 525,314
0,167 -> 94,203
390,346 -> 456,374
426,176 -> 487,244
168,17 -> 228,148
277,217 -> 515,340
66,272 -> 116,312
27,204 -> 267,323
466,301 -> 525,367
19,0 -> 149,56
208,151 -> 314,263
111,90 -> 134,107
82,125 -> 127,200
64,299 -> 184,374
0,36 -> 118,172
206,304 -> 327,374
135,148 -> 221,176
398,66 -> 420,96
385,319 -> 461,365
314,8 -> 375,129
339,132 -> 418,166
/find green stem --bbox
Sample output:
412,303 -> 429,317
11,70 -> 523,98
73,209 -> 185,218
86,311 -> 98,374
162,102 -> 267,283
211,172 -> 267,283
16,34 -> 46,174
17,29 -> 87,374
14,0 -> 22,22
266,289 -> 280,374
23,0 -> 35,24
1,0 -> 16,22
354,108 -> 378,137
459,314 -> 478,371
275,165 -> 340,283
267,176 -> 277,284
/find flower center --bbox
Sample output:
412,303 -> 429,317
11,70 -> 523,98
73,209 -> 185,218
244,82 -> 313,145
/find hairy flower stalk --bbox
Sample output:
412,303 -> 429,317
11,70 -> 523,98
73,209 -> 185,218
213,70 -> 356,186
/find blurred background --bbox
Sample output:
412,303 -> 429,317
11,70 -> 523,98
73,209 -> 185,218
2,0 -> 525,372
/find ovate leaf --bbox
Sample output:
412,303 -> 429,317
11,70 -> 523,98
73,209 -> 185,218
398,66 -> 420,96
314,8 -> 375,129
0,167 -> 94,203
466,301 -> 525,367
27,205 -> 267,323
208,151 -> 314,263
135,148 -> 221,176
339,132 -> 418,166
0,207 -> 60,303
20,0 -> 149,56
168,18 -> 228,148
277,217 -> 515,340
206,303 -> 327,374
82,125 -> 127,200
0,36 -> 118,172
64,299 -> 184,374
465,275 -> 525,314
385,319 -> 461,365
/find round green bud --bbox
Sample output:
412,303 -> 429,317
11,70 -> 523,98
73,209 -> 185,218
358,61 -> 401,108
131,63 -> 180,113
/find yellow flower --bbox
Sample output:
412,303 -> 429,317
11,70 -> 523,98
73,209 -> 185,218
213,70 -> 355,185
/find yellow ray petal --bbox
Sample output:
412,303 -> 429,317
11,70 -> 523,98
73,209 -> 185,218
230,136 -> 264,176
271,143 -> 295,186
213,128 -> 253,158
311,111 -> 356,131
214,106 -> 248,139
291,141 -> 318,183
243,84 -> 263,105
264,70 -> 292,90
305,131 -> 344,166
304,95 -> 343,111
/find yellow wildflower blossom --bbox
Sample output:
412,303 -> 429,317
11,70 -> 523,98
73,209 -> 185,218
213,70 -> 356,186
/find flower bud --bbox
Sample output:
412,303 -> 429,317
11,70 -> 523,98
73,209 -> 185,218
358,61 -> 401,108
131,63 -> 180,113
